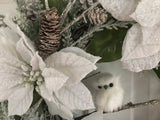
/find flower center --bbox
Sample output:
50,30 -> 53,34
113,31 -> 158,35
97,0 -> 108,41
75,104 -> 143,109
21,64 -> 44,87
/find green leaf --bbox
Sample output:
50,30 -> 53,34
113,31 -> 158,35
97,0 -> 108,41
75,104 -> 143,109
153,66 -> 160,79
87,28 -> 128,62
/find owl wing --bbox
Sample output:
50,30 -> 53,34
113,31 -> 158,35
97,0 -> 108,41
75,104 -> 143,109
104,88 -> 124,112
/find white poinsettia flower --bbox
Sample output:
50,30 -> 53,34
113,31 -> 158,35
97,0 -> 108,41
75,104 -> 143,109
0,17 -> 60,116
0,16 -> 100,119
98,0 -> 139,21
131,0 -> 160,27
121,24 -> 160,72
121,0 -> 160,72
44,47 -> 100,119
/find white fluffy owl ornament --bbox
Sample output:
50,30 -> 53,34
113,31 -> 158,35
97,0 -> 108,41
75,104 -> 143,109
94,73 -> 124,112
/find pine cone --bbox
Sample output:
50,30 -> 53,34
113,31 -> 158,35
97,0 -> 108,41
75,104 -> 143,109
88,7 -> 108,25
37,7 -> 61,59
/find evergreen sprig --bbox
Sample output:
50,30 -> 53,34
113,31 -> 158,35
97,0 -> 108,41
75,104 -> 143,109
0,15 -> 7,28
0,102 -> 15,120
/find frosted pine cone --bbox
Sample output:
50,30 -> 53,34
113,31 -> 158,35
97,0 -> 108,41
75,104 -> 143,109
88,7 -> 108,25
37,7 -> 61,59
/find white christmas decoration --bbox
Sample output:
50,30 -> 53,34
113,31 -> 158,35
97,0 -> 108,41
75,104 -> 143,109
0,16 -> 100,119
131,0 -> 160,27
120,0 -> 160,72
93,73 -> 124,112
121,24 -> 160,72
98,0 -> 160,72
98,0 -> 139,21
45,51 -> 98,86
56,82 -> 94,110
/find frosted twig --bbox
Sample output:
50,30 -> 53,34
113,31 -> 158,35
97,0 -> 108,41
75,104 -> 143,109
61,1 -> 99,34
60,0 -> 77,25
71,19 -> 132,47
32,98 -> 43,112
75,99 -> 160,120
0,15 -> 7,27
71,25 -> 96,47
45,0 -> 50,10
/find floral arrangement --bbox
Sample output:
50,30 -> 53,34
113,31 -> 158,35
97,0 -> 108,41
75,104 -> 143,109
0,0 -> 160,120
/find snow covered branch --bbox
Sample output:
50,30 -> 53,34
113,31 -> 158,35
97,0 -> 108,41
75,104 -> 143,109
75,99 -> 160,120
60,0 -> 77,25
61,1 -> 99,34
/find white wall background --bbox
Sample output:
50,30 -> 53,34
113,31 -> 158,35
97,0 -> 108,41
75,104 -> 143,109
0,1 -> 160,120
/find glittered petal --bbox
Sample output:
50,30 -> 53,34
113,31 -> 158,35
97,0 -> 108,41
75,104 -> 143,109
4,15 -> 35,57
0,89 -> 13,102
16,39 -> 34,64
98,0 -> 139,21
45,52 -> 97,86
42,68 -> 68,92
0,72 -> 22,91
141,25 -> 160,45
8,85 -> 34,116
61,47 -> 101,64
131,0 -> 160,27
0,27 -> 19,57
0,50 -> 23,69
30,52 -> 46,71
0,37 -> 24,68
3,15 -> 23,36
45,99 -> 73,120
37,84 -> 53,102
121,24 -> 160,72
56,82 -> 95,110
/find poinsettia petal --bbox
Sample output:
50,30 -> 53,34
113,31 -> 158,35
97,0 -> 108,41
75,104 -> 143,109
131,0 -> 160,27
4,15 -> 35,51
0,27 -> 19,57
98,0 -> 139,21
0,62 -> 22,75
122,24 -> 160,60
56,82 -> 95,110
0,39 -> 24,68
45,52 -> 97,86
61,47 -> 101,63
4,15 -> 35,59
141,25 -> 160,45
30,52 -> 46,71
0,89 -> 13,102
37,84 -> 53,102
16,39 -> 34,64
0,72 -> 22,91
42,68 -> 68,92
121,24 -> 160,72
45,99 -> 73,120
8,85 -> 34,116
4,15 -> 23,36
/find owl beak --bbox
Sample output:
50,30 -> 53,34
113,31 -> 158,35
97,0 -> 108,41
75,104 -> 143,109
104,85 -> 108,90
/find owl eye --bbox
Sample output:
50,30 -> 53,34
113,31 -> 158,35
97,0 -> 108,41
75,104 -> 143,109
109,83 -> 114,87
98,86 -> 102,89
